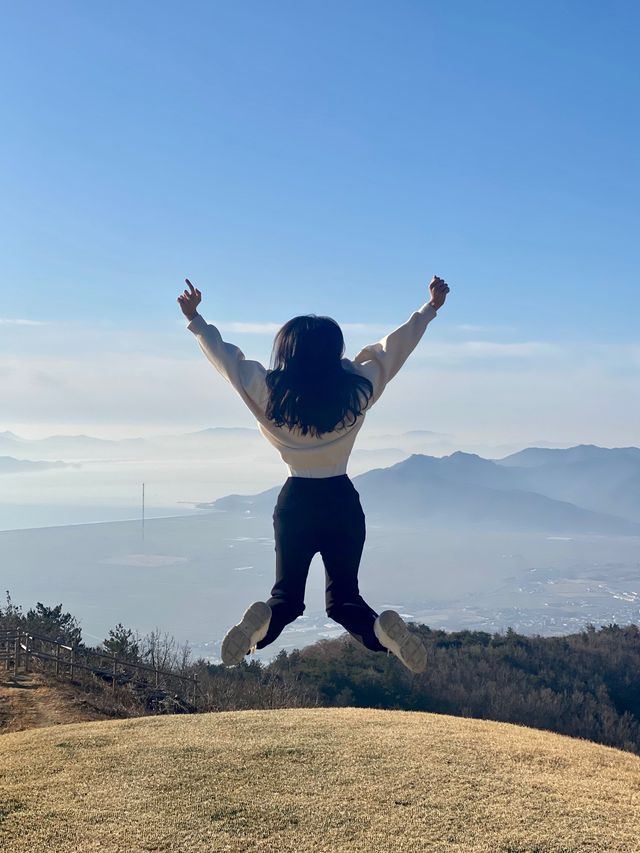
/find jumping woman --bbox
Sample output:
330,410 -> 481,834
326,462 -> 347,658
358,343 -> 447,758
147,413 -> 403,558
177,275 -> 450,672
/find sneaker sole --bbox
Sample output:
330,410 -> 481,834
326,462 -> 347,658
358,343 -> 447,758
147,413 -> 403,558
221,601 -> 272,666
374,610 -> 427,674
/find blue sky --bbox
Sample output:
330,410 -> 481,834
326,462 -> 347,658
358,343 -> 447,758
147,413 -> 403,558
1,1 -> 638,443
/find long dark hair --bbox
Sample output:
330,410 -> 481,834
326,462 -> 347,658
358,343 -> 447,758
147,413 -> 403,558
265,315 -> 374,437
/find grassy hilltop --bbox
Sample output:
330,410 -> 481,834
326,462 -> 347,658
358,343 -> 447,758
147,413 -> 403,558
1,708 -> 639,853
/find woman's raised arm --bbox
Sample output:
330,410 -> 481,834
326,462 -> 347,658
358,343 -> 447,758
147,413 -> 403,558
179,279 -> 268,413
349,276 -> 450,405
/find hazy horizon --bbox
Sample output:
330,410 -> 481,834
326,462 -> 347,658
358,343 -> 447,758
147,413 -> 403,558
1,426 -> 630,533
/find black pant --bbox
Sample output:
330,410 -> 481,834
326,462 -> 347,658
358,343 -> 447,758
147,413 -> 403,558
256,474 -> 385,653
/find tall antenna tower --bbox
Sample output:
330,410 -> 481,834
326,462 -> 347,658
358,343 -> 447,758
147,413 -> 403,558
142,482 -> 145,541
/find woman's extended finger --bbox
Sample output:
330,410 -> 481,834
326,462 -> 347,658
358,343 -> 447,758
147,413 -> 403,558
185,279 -> 195,294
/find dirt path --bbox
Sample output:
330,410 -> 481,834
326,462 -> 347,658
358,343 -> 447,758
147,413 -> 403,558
0,671 -> 109,733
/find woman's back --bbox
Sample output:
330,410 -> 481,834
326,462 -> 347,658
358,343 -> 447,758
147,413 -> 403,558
184,299 -> 439,477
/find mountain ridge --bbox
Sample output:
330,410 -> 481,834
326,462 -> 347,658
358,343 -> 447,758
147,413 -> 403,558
211,444 -> 640,534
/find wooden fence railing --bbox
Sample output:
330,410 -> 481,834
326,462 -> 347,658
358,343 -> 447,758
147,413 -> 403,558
0,629 -> 198,706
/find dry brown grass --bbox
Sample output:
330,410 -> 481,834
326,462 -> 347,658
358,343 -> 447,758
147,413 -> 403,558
1,707 -> 639,852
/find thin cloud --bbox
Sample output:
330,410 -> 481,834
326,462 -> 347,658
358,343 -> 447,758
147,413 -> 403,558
458,341 -> 561,358
411,340 -> 563,365
2,347 -> 637,448
216,321 -> 389,336
455,323 -> 517,333
218,322 -> 281,334
207,319 -> 521,338
0,317 -> 48,326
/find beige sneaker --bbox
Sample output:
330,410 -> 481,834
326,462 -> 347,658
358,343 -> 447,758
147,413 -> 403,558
374,610 -> 427,674
221,601 -> 272,666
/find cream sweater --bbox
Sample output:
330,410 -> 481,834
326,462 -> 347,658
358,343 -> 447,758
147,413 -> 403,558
187,301 -> 438,478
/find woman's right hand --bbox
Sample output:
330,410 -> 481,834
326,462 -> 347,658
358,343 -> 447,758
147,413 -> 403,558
429,276 -> 450,310
177,279 -> 202,321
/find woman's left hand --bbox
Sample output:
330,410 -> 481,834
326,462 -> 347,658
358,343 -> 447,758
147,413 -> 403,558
177,279 -> 202,320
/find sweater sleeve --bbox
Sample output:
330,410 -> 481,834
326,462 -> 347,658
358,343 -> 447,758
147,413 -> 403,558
349,301 -> 438,405
186,313 -> 268,412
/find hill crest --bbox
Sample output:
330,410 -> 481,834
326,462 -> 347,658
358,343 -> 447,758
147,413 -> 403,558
1,707 -> 638,852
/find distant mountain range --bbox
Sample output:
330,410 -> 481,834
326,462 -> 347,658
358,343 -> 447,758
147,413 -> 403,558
0,427 -> 263,461
210,445 -> 640,535
0,427 -> 579,464
494,445 -> 640,525
3,427 -> 638,534
0,457 -> 76,474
